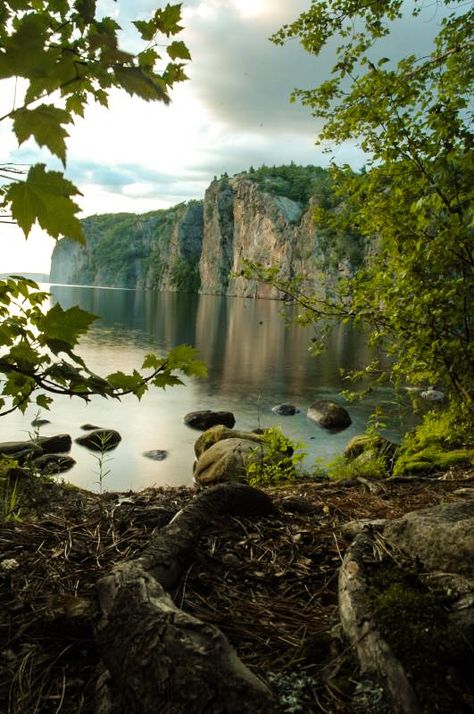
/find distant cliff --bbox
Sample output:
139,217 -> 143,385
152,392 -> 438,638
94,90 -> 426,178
50,166 -> 364,296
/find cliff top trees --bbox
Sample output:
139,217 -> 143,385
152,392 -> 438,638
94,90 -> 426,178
0,1 -> 205,416
257,0 -> 473,412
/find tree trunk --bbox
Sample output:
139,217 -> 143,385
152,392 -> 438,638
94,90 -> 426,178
95,483 -> 277,714
338,533 -> 420,714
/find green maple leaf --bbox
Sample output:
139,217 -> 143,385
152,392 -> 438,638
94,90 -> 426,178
113,66 -> 170,103
167,40 -> 191,61
37,303 -> 97,348
13,104 -> 72,165
154,4 -> 183,36
133,19 -> 156,41
5,164 -> 84,241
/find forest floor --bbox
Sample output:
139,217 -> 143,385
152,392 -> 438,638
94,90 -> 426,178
0,469 -> 472,713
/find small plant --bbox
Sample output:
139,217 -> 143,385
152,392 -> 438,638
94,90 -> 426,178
1,476 -> 21,523
0,458 -> 22,523
324,452 -> 387,481
91,432 -> 115,493
246,427 -> 306,487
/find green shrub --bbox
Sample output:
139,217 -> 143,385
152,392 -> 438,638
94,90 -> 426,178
245,427 -> 306,487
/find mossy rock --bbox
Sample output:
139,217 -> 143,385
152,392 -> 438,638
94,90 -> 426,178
344,434 -> 398,462
393,445 -> 474,477
194,425 -> 263,458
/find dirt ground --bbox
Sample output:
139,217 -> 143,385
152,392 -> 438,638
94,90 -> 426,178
0,471 -> 472,713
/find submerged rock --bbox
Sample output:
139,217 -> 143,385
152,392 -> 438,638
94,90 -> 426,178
75,429 -> 121,451
33,454 -> 76,475
80,423 -> 101,431
31,418 -> 51,427
184,410 -> 235,431
272,403 -> 300,416
307,400 -> 351,431
143,450 -> 168,461
420,388 -> 445,402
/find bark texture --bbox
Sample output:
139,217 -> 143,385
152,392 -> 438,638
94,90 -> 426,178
95,483 -> 277,713
339,533 -> 420,714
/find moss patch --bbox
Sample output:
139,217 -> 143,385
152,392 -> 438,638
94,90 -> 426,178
393,446 -> 474,477
368,563 -> 473,712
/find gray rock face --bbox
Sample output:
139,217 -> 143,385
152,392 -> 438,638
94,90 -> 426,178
50,174 -> 350,297
75,429 -> 121,451
307,400 -> 352,430
383,499 -> 474,576
184,410 -> 236,431
272,403 -> 300,416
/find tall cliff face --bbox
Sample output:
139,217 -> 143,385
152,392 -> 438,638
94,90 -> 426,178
50,170 -> 358,295
201,177 -> 323,298
50,202 -> 204,291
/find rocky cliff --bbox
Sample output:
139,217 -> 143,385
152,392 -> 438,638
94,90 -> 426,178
50,168 -> 361,296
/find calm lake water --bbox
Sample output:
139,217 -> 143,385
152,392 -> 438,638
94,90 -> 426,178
4,285 -> 405,491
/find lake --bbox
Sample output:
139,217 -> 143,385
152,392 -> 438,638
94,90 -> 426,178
3,285 -> 406,491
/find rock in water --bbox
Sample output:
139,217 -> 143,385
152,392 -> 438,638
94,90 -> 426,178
420,388 -> 445,402
272,403 -> 300,416
184,410 -> 235,430
143,450 -> 168,461
75,429 -> 121,451
0,434 -> 72,457
32,454 -> 76,475
307,400 -> 351,430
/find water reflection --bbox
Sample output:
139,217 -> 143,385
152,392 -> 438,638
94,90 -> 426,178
1,285 -> 402,491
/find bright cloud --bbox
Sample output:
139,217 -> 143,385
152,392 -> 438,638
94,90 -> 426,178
1,0 -> 446,272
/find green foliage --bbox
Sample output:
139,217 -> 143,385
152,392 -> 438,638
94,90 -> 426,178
322,451 -> 387,481
244,163 -> 328,205
245,427 -> 306,487
0,457 -> 22,523
1,476 -> 21,523
0,1 -> 189,240
0,4 -> 202,416
0,277 -> 206,416
90,431 -> 115,494
170,258 -> 201,292
392,405 -> 474,476
251,0 -> 474,414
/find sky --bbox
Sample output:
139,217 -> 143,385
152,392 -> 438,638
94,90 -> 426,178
0,0 -> 448,273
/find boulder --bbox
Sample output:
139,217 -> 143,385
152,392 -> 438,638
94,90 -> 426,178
80,423 -> 101,431
75,429 -> 121,451
194,425 -> 263,458
184,410 -> 235,431
383,499 -> 474,576
143,450 -> 168,461
194,438 -> 260,486
307,400 -> 351,430
272,403 -> 300,416
32,454 -> 76,475
344,433 -> 398,463
38,434 -> 73,454
340,499 -> 474,712
0,434 -> 72,458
